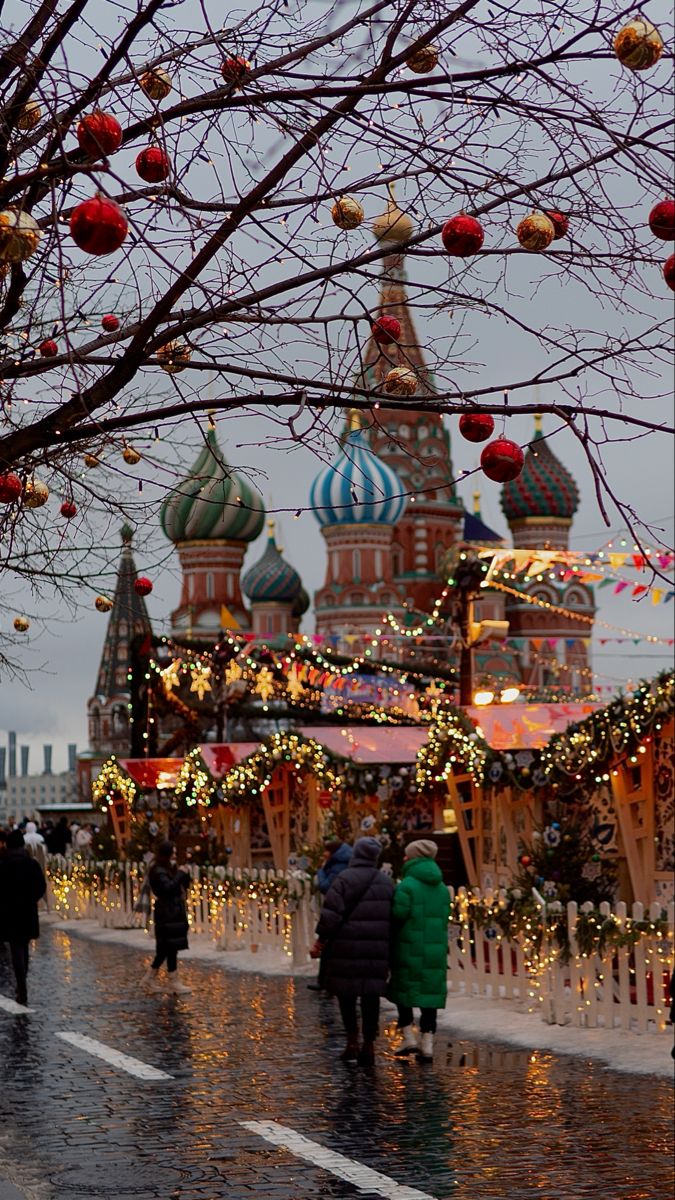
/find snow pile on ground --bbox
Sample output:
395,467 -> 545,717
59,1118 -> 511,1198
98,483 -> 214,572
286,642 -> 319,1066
45,916 -> 674,1079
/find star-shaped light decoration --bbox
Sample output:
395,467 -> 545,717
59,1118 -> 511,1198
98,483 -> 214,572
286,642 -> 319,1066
190,663 -> 213,701
224,659 -> 244,686
161,659 -> 183,692
255,665 -> 276,702
286,664 -> 305,704
424,681 -> 446,714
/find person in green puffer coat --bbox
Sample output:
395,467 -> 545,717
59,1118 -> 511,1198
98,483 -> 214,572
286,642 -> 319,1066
389,839 -> 450,1062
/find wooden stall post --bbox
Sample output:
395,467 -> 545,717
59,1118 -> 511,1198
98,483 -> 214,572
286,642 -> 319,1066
261,766 -> 291,870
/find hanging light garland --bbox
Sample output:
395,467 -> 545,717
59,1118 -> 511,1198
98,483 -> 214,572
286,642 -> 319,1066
92,756 -> 137,810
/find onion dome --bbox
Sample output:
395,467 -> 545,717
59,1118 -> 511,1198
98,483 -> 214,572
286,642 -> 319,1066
292,585 -> 310,620
373,189 -> 415,245
161,428 -> 265,543
310,413 -> 406,527
501,416 -> 579,523
242,521 -> 302,603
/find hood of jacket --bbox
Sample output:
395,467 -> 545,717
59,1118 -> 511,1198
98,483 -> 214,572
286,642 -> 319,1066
350,837 -> 382,867
402,857 -> 444,886
329,843 -> 353,868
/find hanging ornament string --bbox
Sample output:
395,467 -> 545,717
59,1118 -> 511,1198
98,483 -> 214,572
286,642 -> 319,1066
485,580 -> 674,644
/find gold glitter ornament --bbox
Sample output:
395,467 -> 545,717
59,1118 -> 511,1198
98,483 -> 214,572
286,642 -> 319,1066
122,446 -> 141,465
0,209 -> 41,262
156,340 -> 191,373
613,19 -> 663,71
95,596 -> 114,613
516,211 -> 556,252
384,366 -> 418,396
139,66 -> 172,100
17,100 -> 42,131
13,616 -> 30,632
24,478 -> 49,509
405,44 -> 439,74
331,197 -> 365,230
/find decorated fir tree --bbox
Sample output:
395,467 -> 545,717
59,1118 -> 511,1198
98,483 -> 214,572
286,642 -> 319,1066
511,808 -> 617,907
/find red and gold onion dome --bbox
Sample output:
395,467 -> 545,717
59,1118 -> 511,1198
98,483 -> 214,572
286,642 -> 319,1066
500,415 -> 579,548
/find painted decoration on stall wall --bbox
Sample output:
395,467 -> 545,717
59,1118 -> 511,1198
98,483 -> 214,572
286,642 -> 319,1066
586,782 -> 619,856
653,726 -> 675,882
468,702 -> 600,750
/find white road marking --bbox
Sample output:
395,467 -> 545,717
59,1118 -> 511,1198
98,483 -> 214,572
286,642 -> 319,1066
241,1120 -> 439,1200
56,1032 -> 173,1080
0,995 -> 33,1015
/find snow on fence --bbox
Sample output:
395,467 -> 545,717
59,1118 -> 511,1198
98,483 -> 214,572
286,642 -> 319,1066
448,887 -> 675,1035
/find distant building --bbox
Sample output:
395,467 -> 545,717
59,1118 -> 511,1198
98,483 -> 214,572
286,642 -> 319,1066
4,771 -> 76,822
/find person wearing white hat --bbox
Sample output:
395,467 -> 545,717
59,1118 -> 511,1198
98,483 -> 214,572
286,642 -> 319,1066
388,839 -> 450,1062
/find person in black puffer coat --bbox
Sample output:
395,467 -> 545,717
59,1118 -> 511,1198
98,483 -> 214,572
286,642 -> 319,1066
143,841 -> 192,995
0,829 -> 47,1006
314,837 -> 394,1067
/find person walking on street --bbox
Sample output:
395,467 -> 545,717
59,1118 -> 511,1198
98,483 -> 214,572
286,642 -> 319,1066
47,815 -> 71,858
23,821 -> 47,872
143,840 -> 192,995
389,839 -> 450,1063
313,837 -> 394,1067
0,829 -> 47,1005
308,838 -> 352,993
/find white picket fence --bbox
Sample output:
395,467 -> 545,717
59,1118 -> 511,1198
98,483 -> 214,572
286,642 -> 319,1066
47,858 -> 314,966
448,888 -> 675,1035
47,861 -> 675,1035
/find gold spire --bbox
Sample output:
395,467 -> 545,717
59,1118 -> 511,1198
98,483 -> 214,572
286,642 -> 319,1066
267,516 -> 276,537
534,413 -> 543,434
473,490 -> 482,516
348,408 -> 363,432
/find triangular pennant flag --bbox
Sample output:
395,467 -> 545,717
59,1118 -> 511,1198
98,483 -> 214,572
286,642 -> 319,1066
652,588 -> 664,605
609,553 -> 628,570
220,604 -> 241,631
614,581 -> 629,594
598,577 -> 615,589
583,638 -> 592,649
632,584 -> 648,597
665,591 -> 675,604
632,554 -> 647,571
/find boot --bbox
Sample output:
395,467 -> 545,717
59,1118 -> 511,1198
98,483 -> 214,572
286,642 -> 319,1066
418,1032 -> 434,1062
141,968 -> 164,993
340,1033 -> 359,1062
394,1026 -> 418,1057
15,985 -> 28,1007
166,971 -> 191,995
358,1040 -> 376,1068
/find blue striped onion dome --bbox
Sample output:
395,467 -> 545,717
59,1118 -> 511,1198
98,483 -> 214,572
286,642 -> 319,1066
242,525 -> 302,604
161,429 -> 265,544
310,426 -> 406,527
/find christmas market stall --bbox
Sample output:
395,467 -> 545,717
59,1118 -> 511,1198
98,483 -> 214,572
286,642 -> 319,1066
92,756 -> 183,854
416,672 -> 674,904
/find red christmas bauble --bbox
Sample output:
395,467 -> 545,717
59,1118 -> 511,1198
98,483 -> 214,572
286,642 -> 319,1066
134,576 -> 153,597
221,55 -> 250,84
60,500 -> 77,519
101,314 -> 119,332
39,338 -> 58,357
76,111 -> 123,159
0,473 -> 22,503
480,437 -> 525,483
371,315 -> 401,345
135,146 -> 171,183
70,194 -> 128,257
459,412 -> 495,443
520,855 -> 532,867
546,210 -> 569,239
664,254 -> 675,292
649,198 -> 675,241
441,214 -> 484,256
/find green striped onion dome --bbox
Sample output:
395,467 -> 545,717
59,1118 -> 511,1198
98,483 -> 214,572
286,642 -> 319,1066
501,424 -> 579,522
161,429 -> 265,543
242,526 -> 302,604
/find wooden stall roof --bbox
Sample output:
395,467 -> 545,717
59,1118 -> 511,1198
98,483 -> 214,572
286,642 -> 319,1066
200,743 -> 258,779
467,702 -> 601,750
298,726 -> 429,763
118,758 -> 184,790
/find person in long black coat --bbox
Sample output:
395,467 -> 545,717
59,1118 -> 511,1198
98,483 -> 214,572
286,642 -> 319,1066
314,836 -> 394,1066
0,829 -> 47,1005
144,841 -> 192,995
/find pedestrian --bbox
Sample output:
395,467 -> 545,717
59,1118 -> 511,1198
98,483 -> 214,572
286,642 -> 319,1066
47,815 -> 71,857
143,840 -> 192,995
312,836 -> 394,1067
308,838 -> 352,993
0,829 -> 47,1005
388,839 -> 450,1063
22,821 -> 47,871
74,823 -> 93,859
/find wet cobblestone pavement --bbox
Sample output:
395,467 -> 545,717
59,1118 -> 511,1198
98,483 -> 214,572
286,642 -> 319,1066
0,928 -> 673,1200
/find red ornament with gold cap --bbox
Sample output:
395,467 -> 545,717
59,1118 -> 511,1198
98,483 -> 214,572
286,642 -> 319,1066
371,315 -> 401,346
649,198 -> 675,240
102,314 -> 119,332
60,500 -> 77,519
480,437 -> 525,483
135,146 -> 171,183
76,111 -> 123,159
664,255 -> 675,293
441,214 -> 484,256
39,338 -> 58,357
70,194 -> 128,256
459,412 -> 495,443
221,55 -> 250,84
134,576 -> 153,597
0,473 -> 22,503
546,210 -> 569,239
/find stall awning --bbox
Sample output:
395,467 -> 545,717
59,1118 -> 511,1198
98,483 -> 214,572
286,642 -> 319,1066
466,703 -> 601,750
199,744 -> 258,779
298,726 -> 429,764
118,759 -> 184,790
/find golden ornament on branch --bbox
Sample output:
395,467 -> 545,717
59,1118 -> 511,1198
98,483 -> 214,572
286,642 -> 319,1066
613,19 -> 664,71
95,596 -> 113,613
331,196 -> 365,230
0,209 -> 41,262
122,446 -> 141,465
139,66 -> 172,99
384,366 -> 418,396
516,211 -> 556,252
23,478 -> 49,509
13,616 -> 30,632
156,340 -> 191,373
83,453 -> 101,468
405,44 -> 439,74
17,100 -> 42,131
